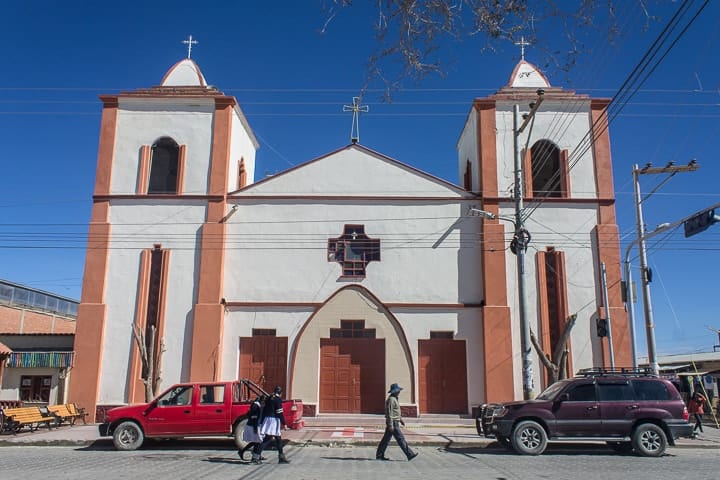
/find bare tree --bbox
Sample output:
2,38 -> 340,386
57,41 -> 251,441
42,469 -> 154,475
320,1 -> 659,94
530,313 -> 577,386
132,324 -> 165,402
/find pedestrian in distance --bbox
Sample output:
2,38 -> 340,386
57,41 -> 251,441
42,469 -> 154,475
257,385 -> 290,464
376,383 -> 418,461
688,386 -> 706,437
238,394 -> 267,464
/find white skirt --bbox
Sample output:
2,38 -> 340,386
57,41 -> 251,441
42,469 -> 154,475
259,417 -> 281,436
242,424 -> 263,443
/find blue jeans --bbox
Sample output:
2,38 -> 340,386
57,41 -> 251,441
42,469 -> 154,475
376,420 -> 414,459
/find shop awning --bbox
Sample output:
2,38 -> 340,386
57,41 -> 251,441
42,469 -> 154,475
0,341 -> 12,355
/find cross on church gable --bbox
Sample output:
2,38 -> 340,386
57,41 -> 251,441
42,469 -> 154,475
327,225 -> 380,277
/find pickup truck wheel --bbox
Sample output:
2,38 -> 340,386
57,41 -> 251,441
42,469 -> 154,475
113,421 -> 144,451
511,420 -> 547,455
234,418 -> 249,449
632,423 -> 667,457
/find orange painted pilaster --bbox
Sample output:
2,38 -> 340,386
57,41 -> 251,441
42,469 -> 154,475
591,99 -> 617,224
137,145 -> 151,194
68,203 -> 112,422
127,250 -> 151,404
481,222 -> 514,402
475,100 -> 497,196
68,97 -> 117,422
188,98 -> 233,381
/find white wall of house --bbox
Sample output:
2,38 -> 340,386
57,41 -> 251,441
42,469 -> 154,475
0,367 -> 60,403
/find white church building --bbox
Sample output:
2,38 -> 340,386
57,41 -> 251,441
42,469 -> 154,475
70,57 -> 630,421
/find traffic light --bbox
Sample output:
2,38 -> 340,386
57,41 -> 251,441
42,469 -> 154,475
684,208 -> 718,238
596,318 -> 608,337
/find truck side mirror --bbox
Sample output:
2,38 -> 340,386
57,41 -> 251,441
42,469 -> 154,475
558,393 -> 570,402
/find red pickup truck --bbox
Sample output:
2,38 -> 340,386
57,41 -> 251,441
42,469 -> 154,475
99,379 -> 303,450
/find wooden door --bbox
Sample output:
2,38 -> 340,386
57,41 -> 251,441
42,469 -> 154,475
418,339 -> 468,414
319,338 -> 385,413
239,336 -> 288,393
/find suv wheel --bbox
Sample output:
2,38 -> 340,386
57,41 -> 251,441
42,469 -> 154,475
632,423 -> 667,457
511,420 -> 547,455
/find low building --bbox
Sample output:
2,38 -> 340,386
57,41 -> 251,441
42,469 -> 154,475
0,280 -> 77,405
639,351 -> 720,410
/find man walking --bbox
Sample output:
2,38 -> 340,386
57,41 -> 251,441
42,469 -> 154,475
376,383 -> 418,461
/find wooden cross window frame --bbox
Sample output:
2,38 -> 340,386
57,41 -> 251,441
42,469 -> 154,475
327,225 -> 380,278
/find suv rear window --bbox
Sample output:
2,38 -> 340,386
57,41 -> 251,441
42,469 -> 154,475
598,382 -> 634,401
632,380 -> 670,400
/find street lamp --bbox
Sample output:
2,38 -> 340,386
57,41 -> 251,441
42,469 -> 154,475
623,222 -> 671,369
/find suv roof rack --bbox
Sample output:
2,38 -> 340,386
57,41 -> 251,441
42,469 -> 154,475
576,367 -> 656,377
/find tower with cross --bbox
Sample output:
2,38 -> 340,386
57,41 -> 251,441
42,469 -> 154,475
343,97 -> 369,144
182,35 -> 198,59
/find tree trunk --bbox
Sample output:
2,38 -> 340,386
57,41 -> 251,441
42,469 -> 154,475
530,314 -> 577,387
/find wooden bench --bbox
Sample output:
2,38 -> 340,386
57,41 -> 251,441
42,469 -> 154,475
47,404 -> 87,426
2,406 -> 56,433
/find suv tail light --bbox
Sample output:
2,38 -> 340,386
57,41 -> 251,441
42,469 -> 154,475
682,405 -> 689,421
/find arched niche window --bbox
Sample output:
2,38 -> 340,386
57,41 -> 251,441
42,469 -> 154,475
463,160 -> 472,191
237,159 -> 247,190
148,137 -> 180,194
531,140 -> 561,197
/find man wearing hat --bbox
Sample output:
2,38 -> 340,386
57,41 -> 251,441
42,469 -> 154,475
375,383 -> 418,461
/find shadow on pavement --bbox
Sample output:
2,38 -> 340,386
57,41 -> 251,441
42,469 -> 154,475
321,456 -> 378,461
442,443 -> 665,457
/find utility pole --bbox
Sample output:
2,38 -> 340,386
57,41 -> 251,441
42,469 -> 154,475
600,262 -> 615,368
632,161 -> 698,375
514,90 -> 544,400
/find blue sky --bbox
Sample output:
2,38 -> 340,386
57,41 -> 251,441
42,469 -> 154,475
1,1 -> 718,356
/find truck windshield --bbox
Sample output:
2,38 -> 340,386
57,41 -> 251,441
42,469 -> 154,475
536,380 -> 570,400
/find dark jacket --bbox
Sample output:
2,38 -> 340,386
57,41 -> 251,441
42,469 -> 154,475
262,393 -> 286,426
247,398 -> 263,428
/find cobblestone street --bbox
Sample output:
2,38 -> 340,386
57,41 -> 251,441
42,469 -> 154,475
2,444 -> 718,480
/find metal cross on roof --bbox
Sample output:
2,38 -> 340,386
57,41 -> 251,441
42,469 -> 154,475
182,35 -> 198,59
342,97 -> 369,144
514,36 -> 531,61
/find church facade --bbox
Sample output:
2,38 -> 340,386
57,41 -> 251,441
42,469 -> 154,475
70,58 -> 630,421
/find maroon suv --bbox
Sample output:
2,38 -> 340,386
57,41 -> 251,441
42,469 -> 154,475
477,369 -> 692,456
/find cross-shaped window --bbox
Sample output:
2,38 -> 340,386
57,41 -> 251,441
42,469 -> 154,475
327,225 -> 380,278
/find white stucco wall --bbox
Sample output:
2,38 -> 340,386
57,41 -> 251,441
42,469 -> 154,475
98,201 -> 206,404
494,101 -> 597,199
498,203 -> 600,396
456,109 -> 478,191
112,99 -> 215,195
0,368 -> 60,402
227,111 -> 257,191
222,201 -> 481,304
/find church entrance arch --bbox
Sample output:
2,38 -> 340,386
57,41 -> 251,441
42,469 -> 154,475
290,286 -> 414,415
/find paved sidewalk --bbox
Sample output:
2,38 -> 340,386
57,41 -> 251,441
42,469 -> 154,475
1,416 -> 718,450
